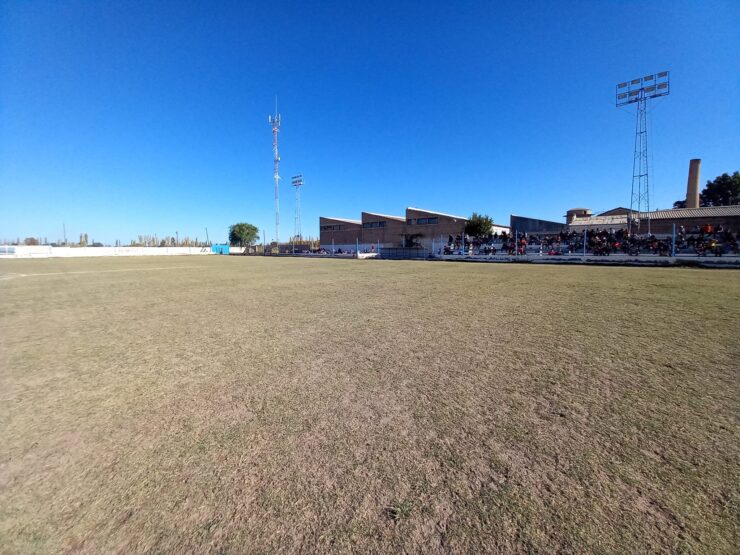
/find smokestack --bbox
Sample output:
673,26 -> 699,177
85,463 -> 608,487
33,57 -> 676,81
686,159 -> 701,209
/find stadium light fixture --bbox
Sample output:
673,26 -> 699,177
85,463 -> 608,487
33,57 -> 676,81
616,71 -> 670,106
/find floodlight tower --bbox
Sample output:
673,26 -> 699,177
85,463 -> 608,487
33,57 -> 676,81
268,102 -> 281,243
616,71 -> 670,235
291,174 -> 304,240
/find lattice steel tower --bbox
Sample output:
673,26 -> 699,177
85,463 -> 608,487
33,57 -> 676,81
291,174 -> 304,240
268,102 -> 281,243
616,71 -> 670,235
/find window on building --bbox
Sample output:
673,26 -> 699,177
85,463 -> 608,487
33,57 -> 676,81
407,219 -> 415,225
363,221 -> 387,228
428,217 -> 438,224
416,218 -> 428,225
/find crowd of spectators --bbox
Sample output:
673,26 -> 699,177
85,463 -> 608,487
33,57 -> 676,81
443,224 -> 739,257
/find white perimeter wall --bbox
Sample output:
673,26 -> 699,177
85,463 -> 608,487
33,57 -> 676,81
0,246 -> 214,259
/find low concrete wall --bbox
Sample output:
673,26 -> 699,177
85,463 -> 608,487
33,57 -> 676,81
0,246 -> 213,259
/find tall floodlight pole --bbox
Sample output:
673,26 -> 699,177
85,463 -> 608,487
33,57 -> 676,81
616,71 -> 669,235
291,174 -> 304,241
268,102 -> 281,244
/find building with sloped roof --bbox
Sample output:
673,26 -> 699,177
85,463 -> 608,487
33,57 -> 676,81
568,205 -> 740,234
319,217 -> 362,251
359,211 -> 407,249
319,207 -> 497,252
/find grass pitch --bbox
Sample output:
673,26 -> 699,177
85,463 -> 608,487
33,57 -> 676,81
1,256 -> 738,553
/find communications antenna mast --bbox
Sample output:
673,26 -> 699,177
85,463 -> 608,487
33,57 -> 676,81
268,100 -> 281,243
616,71 -> 669,235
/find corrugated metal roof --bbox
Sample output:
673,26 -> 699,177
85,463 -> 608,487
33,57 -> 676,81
570,215 -> 627,227
570,205 -> 740,227
642,206 -> 740,219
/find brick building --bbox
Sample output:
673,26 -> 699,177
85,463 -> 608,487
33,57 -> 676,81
320,207 -> 484,252
360,211 -> 407,249
318,217 -> 362,251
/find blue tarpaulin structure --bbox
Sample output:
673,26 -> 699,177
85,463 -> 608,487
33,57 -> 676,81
211,244 -> 230,255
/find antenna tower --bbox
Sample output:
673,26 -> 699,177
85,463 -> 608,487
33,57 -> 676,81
291,174 -> 304,240
616,71 -> 670,235
268,100 -> 281,243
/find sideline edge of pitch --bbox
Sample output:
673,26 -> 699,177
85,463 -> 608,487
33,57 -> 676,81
0,266 -> 200,281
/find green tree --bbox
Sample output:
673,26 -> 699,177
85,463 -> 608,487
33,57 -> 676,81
701,172 -> 740,206
674,171 -> 739,208
465,213 -> 494,240
229,223 -> 259,246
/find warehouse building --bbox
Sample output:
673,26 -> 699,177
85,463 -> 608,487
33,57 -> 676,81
509,214 -> 566,235
318,217 -> 362,252
320,208 -> 488,252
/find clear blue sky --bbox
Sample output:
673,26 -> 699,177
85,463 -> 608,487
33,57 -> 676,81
1,0 -> 738,244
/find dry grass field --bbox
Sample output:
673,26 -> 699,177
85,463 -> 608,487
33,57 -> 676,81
0,256 -> 738,554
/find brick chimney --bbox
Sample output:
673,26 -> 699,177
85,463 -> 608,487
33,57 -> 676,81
686,159 -> 701,209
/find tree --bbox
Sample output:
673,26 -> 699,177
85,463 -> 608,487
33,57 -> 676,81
229,223 -> 259,246
701,172 -> 740,206
465,213 -> 494,240
674,171 -> 739,208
